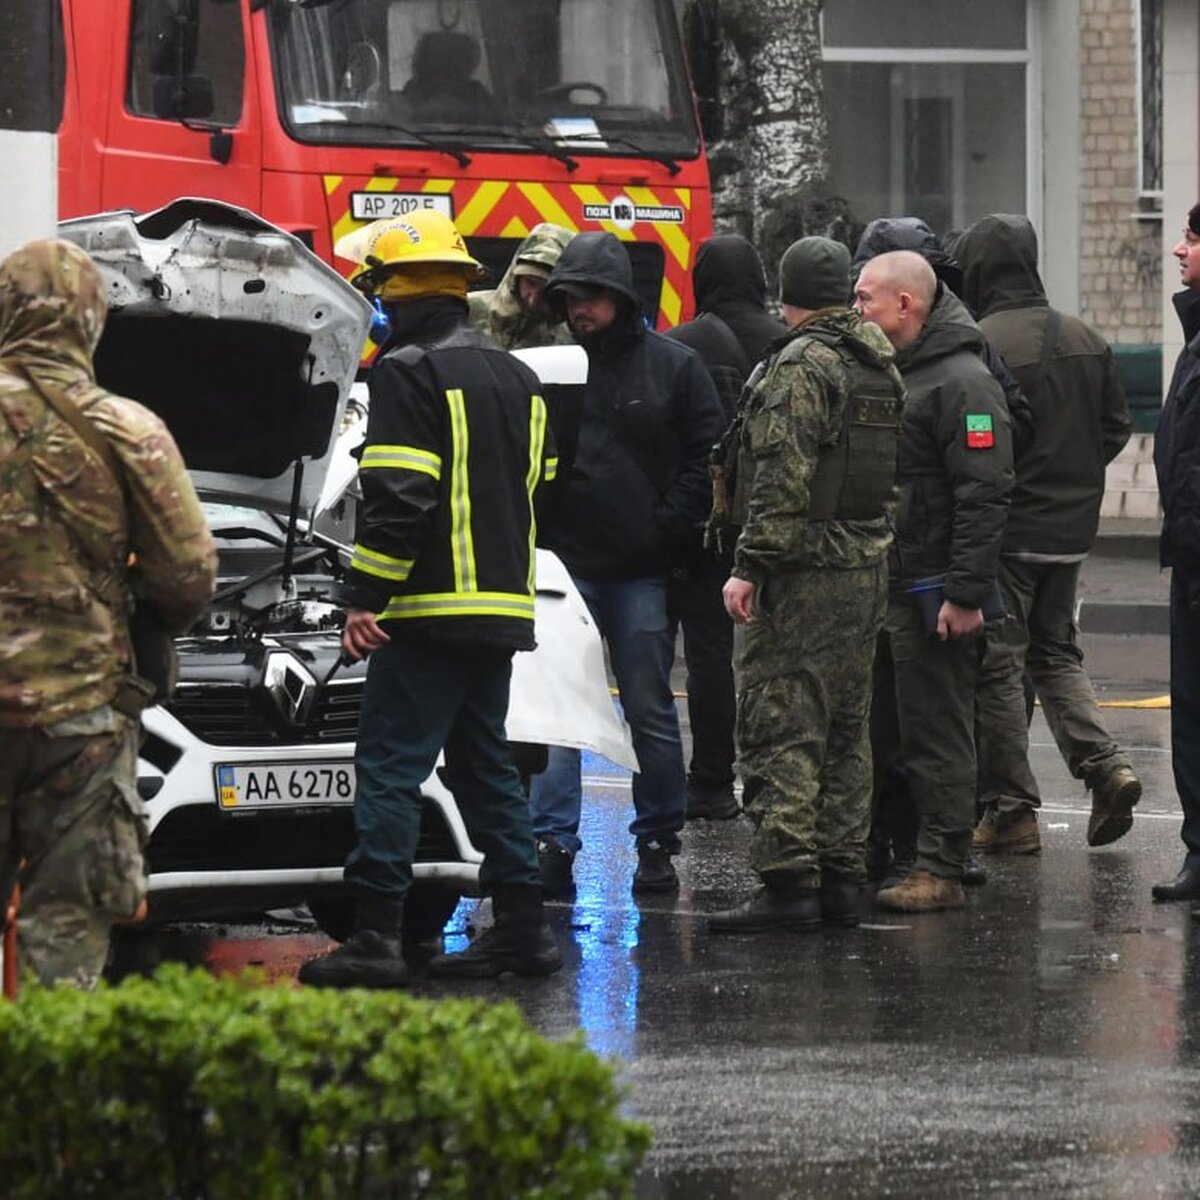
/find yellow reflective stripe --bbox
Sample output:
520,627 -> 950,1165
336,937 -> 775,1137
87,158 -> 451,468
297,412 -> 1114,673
379,592 -> 536,621
525,393 -> 548,592
360,444 -> 442,479
350,544 -> 413,581
445,389 -> 476,592
544,457 -> 559,481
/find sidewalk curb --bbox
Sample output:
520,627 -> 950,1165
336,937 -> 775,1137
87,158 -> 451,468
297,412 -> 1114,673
1079,600 -> 1169,636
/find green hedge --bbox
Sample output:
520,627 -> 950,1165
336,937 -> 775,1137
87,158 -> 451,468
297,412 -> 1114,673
0,965 -> 649,1199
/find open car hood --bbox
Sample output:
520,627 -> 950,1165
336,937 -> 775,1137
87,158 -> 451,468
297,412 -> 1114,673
59,199 -> 373,516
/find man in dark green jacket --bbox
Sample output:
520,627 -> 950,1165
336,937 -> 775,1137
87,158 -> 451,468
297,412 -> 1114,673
956,214 -> 1137,857
855,250 -> 1013,912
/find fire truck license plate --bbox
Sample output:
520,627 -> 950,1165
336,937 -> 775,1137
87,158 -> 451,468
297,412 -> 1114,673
215,763 -> 356,810
349,192 -> 453,220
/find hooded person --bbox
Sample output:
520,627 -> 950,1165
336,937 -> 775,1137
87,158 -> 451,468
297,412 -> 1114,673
954,213 -> 1138,861
527,230 -> 726,896
467,222 -> 576,351
852,216 -> 1035,462
301,210 -> 564,987
691,234 -> 788,369
0,238 -> 217,987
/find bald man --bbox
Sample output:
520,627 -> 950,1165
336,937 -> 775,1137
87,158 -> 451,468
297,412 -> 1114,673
854,251 -> 1013,912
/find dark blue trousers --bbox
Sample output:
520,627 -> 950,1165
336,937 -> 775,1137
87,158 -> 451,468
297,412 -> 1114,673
344,634 -> 539,901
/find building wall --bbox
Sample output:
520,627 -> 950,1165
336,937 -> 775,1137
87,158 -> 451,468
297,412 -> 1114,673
1076,0 -> 1161,346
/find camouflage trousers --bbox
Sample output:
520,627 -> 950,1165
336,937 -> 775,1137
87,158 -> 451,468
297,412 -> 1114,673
0,705 -> 145,989
736,562 -> 888,888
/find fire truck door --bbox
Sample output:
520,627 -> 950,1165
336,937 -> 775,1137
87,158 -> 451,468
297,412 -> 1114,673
99,0 -> 262,215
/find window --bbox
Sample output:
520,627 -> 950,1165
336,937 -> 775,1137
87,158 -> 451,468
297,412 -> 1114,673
821,0 -> 1031,239
127,0 -> 245,127
1137,0 -> 1163,205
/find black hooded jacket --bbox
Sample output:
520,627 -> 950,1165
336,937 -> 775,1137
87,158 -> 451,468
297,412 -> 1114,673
1154,287 -> 1200,579
542,232 -> 725,581
852,216 -> 1035,460
958,214 -> 1130,558
692,235 -> 787,368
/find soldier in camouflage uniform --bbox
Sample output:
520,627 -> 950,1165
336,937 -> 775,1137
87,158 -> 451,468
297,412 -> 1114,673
467,223 -> 575,351
0,239 -> 216,988
708,237 -> 904,934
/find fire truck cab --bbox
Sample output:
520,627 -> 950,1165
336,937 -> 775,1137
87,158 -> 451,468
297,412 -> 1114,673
58,0 -> 712,327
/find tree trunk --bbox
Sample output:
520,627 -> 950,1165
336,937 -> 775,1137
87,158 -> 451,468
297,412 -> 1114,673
684,0 -> 852,287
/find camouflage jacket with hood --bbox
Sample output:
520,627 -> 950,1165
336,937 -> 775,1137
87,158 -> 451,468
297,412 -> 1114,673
467,223 -> 575,351
0,240 -> 217,727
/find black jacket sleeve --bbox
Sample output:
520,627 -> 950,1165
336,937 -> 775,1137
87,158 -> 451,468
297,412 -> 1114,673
980,339 -> 1036,463
658,353 -> 727,540
337,353 -> 443,611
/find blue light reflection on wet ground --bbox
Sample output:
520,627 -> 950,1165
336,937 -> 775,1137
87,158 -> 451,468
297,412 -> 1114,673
573,751 -> 641,1059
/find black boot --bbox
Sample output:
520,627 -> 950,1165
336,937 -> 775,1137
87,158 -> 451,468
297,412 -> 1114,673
632,840 -> 680,894
819,876 -> 863,928
427,885 -> 563,980
298,894 -> 408,989
708,883 -> 821,933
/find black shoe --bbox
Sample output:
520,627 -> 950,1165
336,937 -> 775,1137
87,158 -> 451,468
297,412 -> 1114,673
632,841 -> 680,893
819,877 -> 863,927
684,785 -> 740,821
537,839 -> 575,896
961,852 -> 989,888
427,919 -> 563,979
428,885 -> 563,979
1152,865 -> 1200,902
709,885 -> 822,933
298,930 -> 408,989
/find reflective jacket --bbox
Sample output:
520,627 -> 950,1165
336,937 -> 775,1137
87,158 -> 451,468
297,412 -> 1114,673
340,297 -> 555,651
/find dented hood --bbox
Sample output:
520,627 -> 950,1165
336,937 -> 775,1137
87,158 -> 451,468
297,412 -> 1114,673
59,199 -> 373,516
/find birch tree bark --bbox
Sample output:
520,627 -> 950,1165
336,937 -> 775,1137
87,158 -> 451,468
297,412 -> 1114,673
684,0 -> 852,286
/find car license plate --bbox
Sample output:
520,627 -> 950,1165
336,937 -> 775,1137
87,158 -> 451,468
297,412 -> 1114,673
349,191 -> 453,221
215,763 -> 356,810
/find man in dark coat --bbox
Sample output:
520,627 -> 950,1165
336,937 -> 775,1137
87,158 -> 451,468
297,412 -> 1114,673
663,280 -> 750,822
691,235 -> 787,369
956,214 -> 1137,859
855,251 -> 1013,913
530,231 -> 725,895
1153,203 -> 1200,903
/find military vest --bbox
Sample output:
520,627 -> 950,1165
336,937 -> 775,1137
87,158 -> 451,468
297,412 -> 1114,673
803,328 -> 903,521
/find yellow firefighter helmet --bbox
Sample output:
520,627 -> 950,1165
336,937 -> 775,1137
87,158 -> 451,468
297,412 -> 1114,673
335,210 -> 486,294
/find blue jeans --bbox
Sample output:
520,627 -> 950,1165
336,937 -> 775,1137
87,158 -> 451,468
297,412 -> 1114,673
529,574 -> 685,854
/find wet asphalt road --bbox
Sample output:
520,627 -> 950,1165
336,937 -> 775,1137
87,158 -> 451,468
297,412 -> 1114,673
111,630 -> 1200,1198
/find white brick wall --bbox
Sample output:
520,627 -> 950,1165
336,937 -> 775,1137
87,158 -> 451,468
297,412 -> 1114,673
1100,433 -> 1161,518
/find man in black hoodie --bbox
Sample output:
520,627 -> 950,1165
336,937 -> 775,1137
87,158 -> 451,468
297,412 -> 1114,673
691,234 -> 787,369
530,231 -> 726,894
1153,203 -> 1200,903
956,214 -> 1137,860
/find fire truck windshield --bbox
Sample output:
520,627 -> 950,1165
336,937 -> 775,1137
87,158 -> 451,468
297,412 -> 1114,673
268,0 -> 701,160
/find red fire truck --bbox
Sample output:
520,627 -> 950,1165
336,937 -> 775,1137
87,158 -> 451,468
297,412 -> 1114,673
57,0 -> 712,327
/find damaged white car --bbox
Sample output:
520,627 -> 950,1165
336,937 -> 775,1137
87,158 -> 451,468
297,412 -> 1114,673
59,199 -> 632,946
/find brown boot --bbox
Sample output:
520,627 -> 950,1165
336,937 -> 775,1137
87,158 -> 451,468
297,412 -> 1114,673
972,807 -> 1041,855
876,869 -> 965,912
1087,766 -> 1141,847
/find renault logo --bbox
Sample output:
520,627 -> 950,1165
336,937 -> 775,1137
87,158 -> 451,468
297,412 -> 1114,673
264,652 -> 317,729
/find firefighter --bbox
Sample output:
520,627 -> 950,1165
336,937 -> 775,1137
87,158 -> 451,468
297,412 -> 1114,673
300,211 -> 561,987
